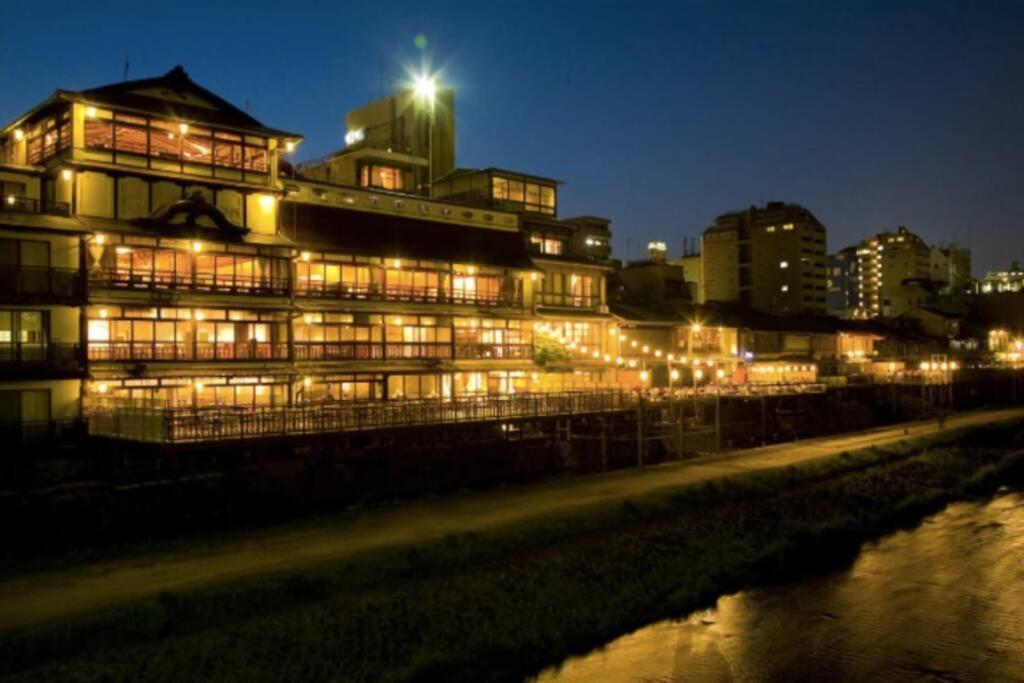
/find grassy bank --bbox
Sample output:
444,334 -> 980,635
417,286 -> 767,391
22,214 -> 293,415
4,421 -> 1024,682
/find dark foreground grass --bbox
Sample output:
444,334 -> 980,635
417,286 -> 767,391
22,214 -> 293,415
4,421 -> 1024,682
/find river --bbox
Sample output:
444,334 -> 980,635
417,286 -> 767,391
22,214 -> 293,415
535,492 -> 1024,682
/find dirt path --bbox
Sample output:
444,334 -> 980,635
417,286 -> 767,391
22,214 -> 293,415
1,407 -> 1020,631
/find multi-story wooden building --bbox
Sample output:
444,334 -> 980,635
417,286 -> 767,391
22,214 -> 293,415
0,67 -> 626,449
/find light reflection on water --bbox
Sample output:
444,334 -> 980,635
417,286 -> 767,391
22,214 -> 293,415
534,493 -> 1024,682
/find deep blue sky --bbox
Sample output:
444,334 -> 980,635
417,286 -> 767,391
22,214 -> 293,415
2,1 -> 1022,272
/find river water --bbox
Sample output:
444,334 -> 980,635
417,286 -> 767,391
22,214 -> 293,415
535,492 -> 1024,682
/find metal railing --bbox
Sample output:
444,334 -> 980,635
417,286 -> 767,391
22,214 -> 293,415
537,292 -> 600,309
89,341 -> 288,362
0,343 -> 83,375
0,265 -> 83,301
88,268 -> 290,296
295,281 -> 524,307
294,342 -> 384,361
88,390 -> 634,443
0,196 -> 71,217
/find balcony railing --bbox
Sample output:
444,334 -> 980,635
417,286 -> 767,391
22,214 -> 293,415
0,265 -> 83,302
88,390 -> 633,443
89,341 -> 288,362
295,282 -> 524,308
384,342 -> 452,360
0,196 -> 71,217
537,292 -> 599,309
294,342 -> 384,361
455,343 -> 534,360
88,268 -> 290,296
0,343 -> 84,376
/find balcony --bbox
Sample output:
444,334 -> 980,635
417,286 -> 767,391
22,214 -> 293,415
88,390 -> 633,443
455,343 -> 534,360
0,266 -> 84,303
536,292 -> 600,309
0,343 -> 84,377
88,341 -> 288,363
294,342 -> 384,361
295,282 -> 524,308
0,196 -> 71,218
88,268 -> 290,297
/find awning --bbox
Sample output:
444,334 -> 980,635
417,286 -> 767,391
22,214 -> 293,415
281,202 -> 536,270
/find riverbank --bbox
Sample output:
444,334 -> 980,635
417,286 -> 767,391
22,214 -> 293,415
3,415 -> 1024,681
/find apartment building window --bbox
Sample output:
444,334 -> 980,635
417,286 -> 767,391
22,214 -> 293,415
0,310 -> 46,362
293,312 -> 383,360
359,164 -> 403,191
384,315 -> 451,360
454,318 -> 532,359
546,320 -> 600,351
782,223 -> 795,231
530,234 -> 564,256
765,226 -> 776,233
87,306 -> 288,361
780,261 -> 789,269
387,374 -> 447,400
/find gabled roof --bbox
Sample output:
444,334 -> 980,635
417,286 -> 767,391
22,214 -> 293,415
5,66 -> 299,140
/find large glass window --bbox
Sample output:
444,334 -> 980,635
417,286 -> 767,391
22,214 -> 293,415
299,374 -> 383,403
385,266 -> 442,301
454,318 -> 532,359
114,114 -> 149,156
87,306 -> 288,362
492,175 -> 555,215
384,315 -> 451,359
293,312 -> 383,360
359,164 -> 403,190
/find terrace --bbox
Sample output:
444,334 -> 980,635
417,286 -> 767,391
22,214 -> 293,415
88,390 -> 632,444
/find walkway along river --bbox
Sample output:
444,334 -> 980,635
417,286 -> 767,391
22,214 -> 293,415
535,492 -> 1024,682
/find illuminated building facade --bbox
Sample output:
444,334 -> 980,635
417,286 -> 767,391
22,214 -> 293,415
851,226 -> 930,318
701,202 -> 828,315
0,67 -> 627,447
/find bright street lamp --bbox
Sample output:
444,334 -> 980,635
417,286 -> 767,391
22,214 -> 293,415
413,73 -> 439,192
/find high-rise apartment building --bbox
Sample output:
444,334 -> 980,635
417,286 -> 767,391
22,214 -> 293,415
852,226 -> 931,317
701,202 -> 828,315
826,246 -> 860,317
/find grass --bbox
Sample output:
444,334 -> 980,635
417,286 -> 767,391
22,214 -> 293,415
3,421 -> 1024,682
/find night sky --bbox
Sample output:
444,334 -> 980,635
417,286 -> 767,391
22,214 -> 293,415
1,1 -> 1021,272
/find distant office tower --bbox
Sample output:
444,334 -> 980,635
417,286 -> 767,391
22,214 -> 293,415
701,202 -> 827,314
826,246 -> 860,317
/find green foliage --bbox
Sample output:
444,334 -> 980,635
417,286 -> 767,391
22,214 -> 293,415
533,334 -> 571,366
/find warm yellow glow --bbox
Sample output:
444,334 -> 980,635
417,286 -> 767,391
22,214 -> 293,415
603,354 -> 611,362
580,346 -> 588,354
85,106 -> 97,118
179,123 -> 189,134
642,345 -> 650,353
258,194 -> 275,213
639,370 -> 649,382
5,196 -> 13,206
303,377 -> 312,387
628,359 -> 637,368
592,350 -> 600,358
654,350 -> 662,358
14,128 -> 24,141
61,169 -> 73,181
303,314 -> 313,324
618,334 -> 626,341
96,382 -> 108,394
716,369 -> 725,379
616,356 -> 624,365
630,340 -> 638,348
98,308 -> 108,319
191,241 -> 203,253
667,353 -> 674,361
467,265 -> 476,275
692,322 -> 702,333
670,369 -> 680,381
195,312 -> 205,321
194,381 -> 204,392
285,140 -> 296,152
695,369 -> 704,380
115,246 -> 132,255
94,233 -> 106,245
300,251 -> 311,262
920,361 -> 929,371
392,259 -> 402,269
